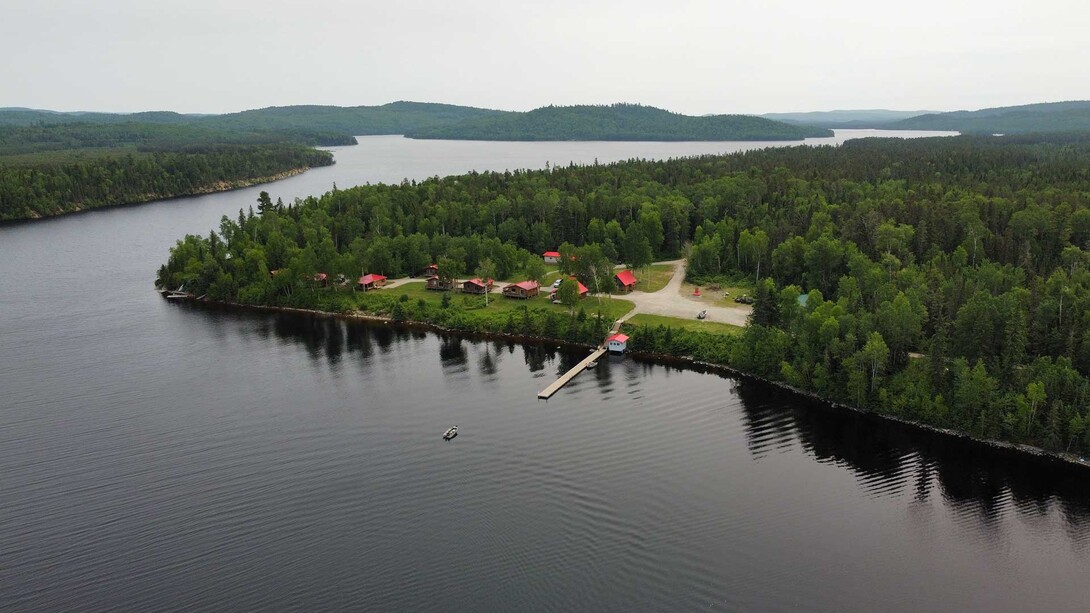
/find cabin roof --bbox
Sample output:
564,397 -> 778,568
614,270 -> 637,286
359,273 -> 387,284
508,280 -> 539,290
464,278 -> 492,287
608,333 -> 629,343
543,251 -> 560,257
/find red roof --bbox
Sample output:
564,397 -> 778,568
608,333 -> 629,343
314,273 -> 328,281
543,251 -> 560,257
464,278 -> 492,287
551,277 -> 588,295
509,280 -> 539,290
359,274 -> 386,285
615,270 -> 638,286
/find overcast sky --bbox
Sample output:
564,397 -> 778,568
3,0 -> 1088,115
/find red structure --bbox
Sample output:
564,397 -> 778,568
543,251 -> 561,263
550,277 -> 589,299
614,270 -> 638,293
503,280 -> 540,299
462,278 -> 494,294
358,274 -> 387,291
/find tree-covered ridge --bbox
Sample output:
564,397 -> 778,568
405,103 -> 832,141
0,144 -> 332,220
159,133 -> 1090,455
888,100 -> 1090,134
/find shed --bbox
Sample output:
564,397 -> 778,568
503,280 -> 539,299
543,251 -> 560,264
426,275 -> 453,291
358,273 -> 387,291
614,269 -> 638,293
607,333 -> 629,354
463,278 -> 494,294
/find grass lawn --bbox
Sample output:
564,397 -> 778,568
374,280 -> 636,321
623,313 -> 744,336
633,264 -> 675,293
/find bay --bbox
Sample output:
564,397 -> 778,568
3,131 -> 1088,612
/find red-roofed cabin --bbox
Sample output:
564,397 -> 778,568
420,264 -> 439,277
426,275 -> 453,291
462,278 -> 494,294
358,274 -> 387,291
313,272 -> 328,287
607,333 -> 629,354
543,251 -> 560,264
503,280 -> 539,299
550,277 -> 588,299
614,269 -> 638,293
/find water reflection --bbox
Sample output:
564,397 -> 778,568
194,307 -> 1090,532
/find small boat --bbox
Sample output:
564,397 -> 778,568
443,426 -> 458,440
586,361 -> 598,369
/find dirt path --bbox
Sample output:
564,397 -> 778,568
612,260 -> 751,327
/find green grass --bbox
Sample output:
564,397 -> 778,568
633,264 -> 675,293
624,313 -> 744,336
366,280 -> 635,320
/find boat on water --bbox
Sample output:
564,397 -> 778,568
586,361 -> 598,369
443,426 -> 458,440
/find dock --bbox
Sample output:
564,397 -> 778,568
538,347 -> 606,399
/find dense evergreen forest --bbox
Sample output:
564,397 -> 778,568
0,142 -> 332,220
160,132 -> 1090,455
406,103 -> 831,141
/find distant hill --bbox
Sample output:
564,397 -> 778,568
889,101 -> 1090,134
406,103 -> 832,141
760,109 -> 935,127
0,102 -> 511,145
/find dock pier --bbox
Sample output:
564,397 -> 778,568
537,347 -> 607,399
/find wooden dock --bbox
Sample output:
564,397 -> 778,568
538,347 -> 607,399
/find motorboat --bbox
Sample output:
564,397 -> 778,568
586,361 -> 598,369
443,426 -> 458,440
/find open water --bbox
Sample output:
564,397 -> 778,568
4,131 -> 1089,612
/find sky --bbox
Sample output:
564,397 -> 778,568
2,0 -> 1088,115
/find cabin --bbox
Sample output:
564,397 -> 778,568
426,275 -> 453,291
462,278 -> 494,294
420,264 -> 439,278
313,272 -> 328,287
607,333 -> 629,354
358,273 -> 387,291
503,280 -> 539,299
543,251 -> 560,264
549,277 -> 588,300
614,269 -> 638,293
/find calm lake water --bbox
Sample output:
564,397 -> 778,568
4,131 -> 1090,611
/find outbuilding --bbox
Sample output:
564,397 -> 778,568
614,269 -> 638,293
426,275 -> 453,291
607,333 -> 629,354
543,251 -> 560,264
358,273 -> 387,291
503,280 -> 540,299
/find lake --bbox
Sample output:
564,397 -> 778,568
3,131 -> 1090,611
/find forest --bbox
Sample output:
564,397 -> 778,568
888,100 -> 1090,134
157,132 -> 1090,455
405,103 -> 831,141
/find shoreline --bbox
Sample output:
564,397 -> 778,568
1,166 -> 317,225
165,292 -> 1090,473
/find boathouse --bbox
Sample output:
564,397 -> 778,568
358,273 -> 387,291
614,270 -> 638,293
543,251 -> 560,264
503,280 -> 539,299
426,275 -> 453,291
462,278 -> 494,294
607,333 -> 629,353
